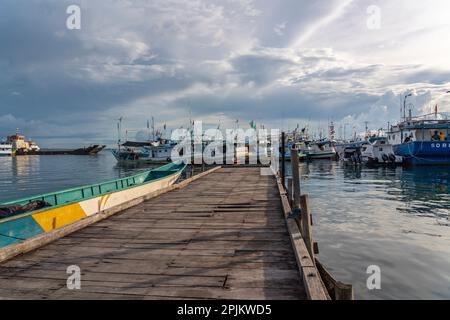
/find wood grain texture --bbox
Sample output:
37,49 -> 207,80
0,167 -> 306,300
275,174 -> 330,300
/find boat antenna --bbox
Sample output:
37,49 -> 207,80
403,93 -> 412,121
152,116 -> 155,141
117,117 -> 123,151
364,121 -> 369,136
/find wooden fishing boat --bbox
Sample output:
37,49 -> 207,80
0,162 -> 186,249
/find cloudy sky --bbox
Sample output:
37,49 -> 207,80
1,0 -> 450,147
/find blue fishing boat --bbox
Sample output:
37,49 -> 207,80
0,162 -> 186,249
283,141 -> 307,161
389,118 -> 450,165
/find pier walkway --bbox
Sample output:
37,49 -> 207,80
0,167 -> 328,300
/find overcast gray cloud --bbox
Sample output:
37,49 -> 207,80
1,0 -> 450,147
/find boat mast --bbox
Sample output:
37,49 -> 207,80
152,116 -> 155,141
403,93 -> 412,121
117,117 -> 123,152
329,121 -> 335,141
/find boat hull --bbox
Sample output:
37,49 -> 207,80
15,145 -> 106,156
112,150 -> 171,164
116,158 -> 171,165
0,163 -> 185,248
306,152 -> 336,160
363,157 -> 402,167
393,141 -> 450,165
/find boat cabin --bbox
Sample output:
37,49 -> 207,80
0,142 -> 13,156
388,120 -> 450,144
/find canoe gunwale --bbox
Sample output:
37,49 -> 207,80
0,163 -> 186,224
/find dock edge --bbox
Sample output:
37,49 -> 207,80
0,166 -> 222,264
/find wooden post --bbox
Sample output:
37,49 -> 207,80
300,195 -> 314,261
315,259 -> 354,300
290,148 -> 301,208
286,177 -> 293,207
335,282 -> 354,300
281,132 -> 286,189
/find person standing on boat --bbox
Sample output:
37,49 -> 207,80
439,131 -> 446,141
432,131 -> 440,141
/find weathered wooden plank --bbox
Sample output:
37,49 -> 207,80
276,174 -> 330,301
0,167 -> 309,300
0,166 -> 222,264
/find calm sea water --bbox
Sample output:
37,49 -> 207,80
289,161 -> 450,300
0,153 -> 449,299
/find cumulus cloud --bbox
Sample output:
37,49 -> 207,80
1,0 -> 450,147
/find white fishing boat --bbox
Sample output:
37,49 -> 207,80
304,140 -> 337,160
361,137 -> 402,166
338,141 -> 367,165
144,145 -> 176,164
0,141 -> 13,157
112,136 -> 178,165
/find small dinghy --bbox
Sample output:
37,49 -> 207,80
0,162 -> 186,248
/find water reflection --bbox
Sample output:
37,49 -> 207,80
11,155 -> 41,178
288,160 -> 450,299
0,153 -> 152,202
1,154 -> 450,299
0,153 -> 205,203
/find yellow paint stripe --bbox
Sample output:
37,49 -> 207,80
32,203 -> 88,232
103,194 -> 112,209
99,195 -> 106,208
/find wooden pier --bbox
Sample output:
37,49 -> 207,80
0,166 -> 342,300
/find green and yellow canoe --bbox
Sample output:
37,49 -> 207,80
0,162 -> 186,249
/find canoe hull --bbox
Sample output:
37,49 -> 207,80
0,165 -> 184,248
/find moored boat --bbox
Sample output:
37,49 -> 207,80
113,140 -> 177,164
282,141 -> 307,161
16,145 -> 106,156
0,141 -> 13,157
0,162 -> 186,248
7,131 -> 40,154
304,140 -> 337,160
338,141 -> 367,165
361,137 -> 402,166
389,118 -> 450,165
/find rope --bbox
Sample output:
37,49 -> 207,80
405,140 -> 449,163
